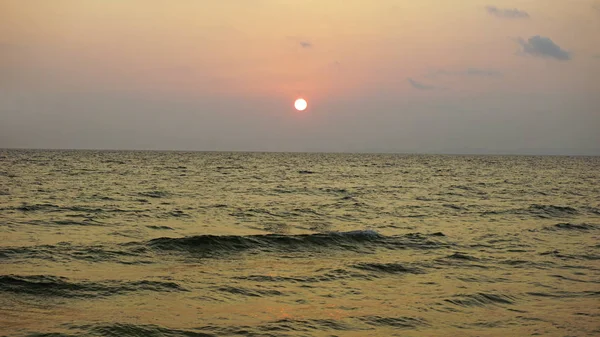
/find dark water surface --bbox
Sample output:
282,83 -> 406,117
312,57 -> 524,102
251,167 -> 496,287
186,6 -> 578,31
1,150 -> 599,336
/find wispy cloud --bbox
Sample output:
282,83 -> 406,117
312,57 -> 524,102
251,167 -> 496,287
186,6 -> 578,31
486,5 -> 529,19
286,36 -> 314,49
299,41 -> 312,48
408,78 -> 436,90
517,36 -> 571,61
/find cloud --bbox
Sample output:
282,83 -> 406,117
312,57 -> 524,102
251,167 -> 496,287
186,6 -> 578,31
286,36 -> 313,49
517,36 -> 571,61
408,78 -> 435,90
299,41 -> 312,48
486,5 -> 530,18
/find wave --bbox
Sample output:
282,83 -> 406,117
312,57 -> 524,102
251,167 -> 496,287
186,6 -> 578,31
358,315 -> 429,328
11,203 -> 149,215
0,244 -> 150,265
542,223 -> 599,231
148,230 -> 450,256
539,249 -> 600,261
70,320 -> 354,336
449,184 -> 487,195
483,204 -> 583,218
51,219 -> 104,226
434,252 -> 490,270
146,225 -> 174,230
1,231 -> 449,263
263,318 -> 354,332
444,252 -> 479,261
585,206 -> 600,215
137,190 -> 171,198
527,290 -> 600,298
0,274 -> 186,298
499,259 -> 555,269
528,204 -> 578,217
14,203 -> 61,212
351,262 -> 423,275
234,268 -> 369,283
7,218 -> 107,227
49,315 -> 429,337
160,210 -> 191,218
83,323 -> 214,337
215,285 -> 286,298
444,292 -> 516,307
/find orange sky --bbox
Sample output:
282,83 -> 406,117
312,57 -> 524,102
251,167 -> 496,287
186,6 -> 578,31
3,0 -> 598,98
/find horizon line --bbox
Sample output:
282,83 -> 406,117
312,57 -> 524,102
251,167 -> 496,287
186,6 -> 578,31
1,147 -> 598,157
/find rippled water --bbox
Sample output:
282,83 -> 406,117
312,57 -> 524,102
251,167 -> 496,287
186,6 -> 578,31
1,150 -> 599,336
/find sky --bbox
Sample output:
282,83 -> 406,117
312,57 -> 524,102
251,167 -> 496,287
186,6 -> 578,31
1,0 -> 599,154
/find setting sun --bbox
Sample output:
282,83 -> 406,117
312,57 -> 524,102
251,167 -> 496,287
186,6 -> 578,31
294,98 -> 307,111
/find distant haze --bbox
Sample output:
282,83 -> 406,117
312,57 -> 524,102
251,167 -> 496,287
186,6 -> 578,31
1,0 -> 599,155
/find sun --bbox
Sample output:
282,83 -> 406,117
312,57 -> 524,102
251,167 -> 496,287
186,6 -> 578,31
294,98 -> 307,111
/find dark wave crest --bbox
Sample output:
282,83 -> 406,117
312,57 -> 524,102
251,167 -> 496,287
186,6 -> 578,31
527,290 -> 600,298
483,204 -> 585,218
81,323 -> 214,337
148,230 -> 449,256
351,262 -> 424,275
445,252 -> 479,261
215,285 -> 286,298
543,222 -> 599,231
234,268 -> 369,283
359,315 -> 429,328
444,292 -> 516,307
10,203 -> 149,216
263,318 -> 354,332
45,316 -> 431,337
1,231 -> 449,263
0,244 -> 149,265
528,204 -> 578,217
0,274 -> 186,298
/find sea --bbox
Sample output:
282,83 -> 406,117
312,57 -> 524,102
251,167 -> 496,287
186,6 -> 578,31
0,149 -> 599,337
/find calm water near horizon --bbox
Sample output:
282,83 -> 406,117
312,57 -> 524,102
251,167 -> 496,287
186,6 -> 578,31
0,149 -> 599,336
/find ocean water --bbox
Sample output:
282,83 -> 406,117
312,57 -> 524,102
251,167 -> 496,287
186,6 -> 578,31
0,150 -> 599,337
